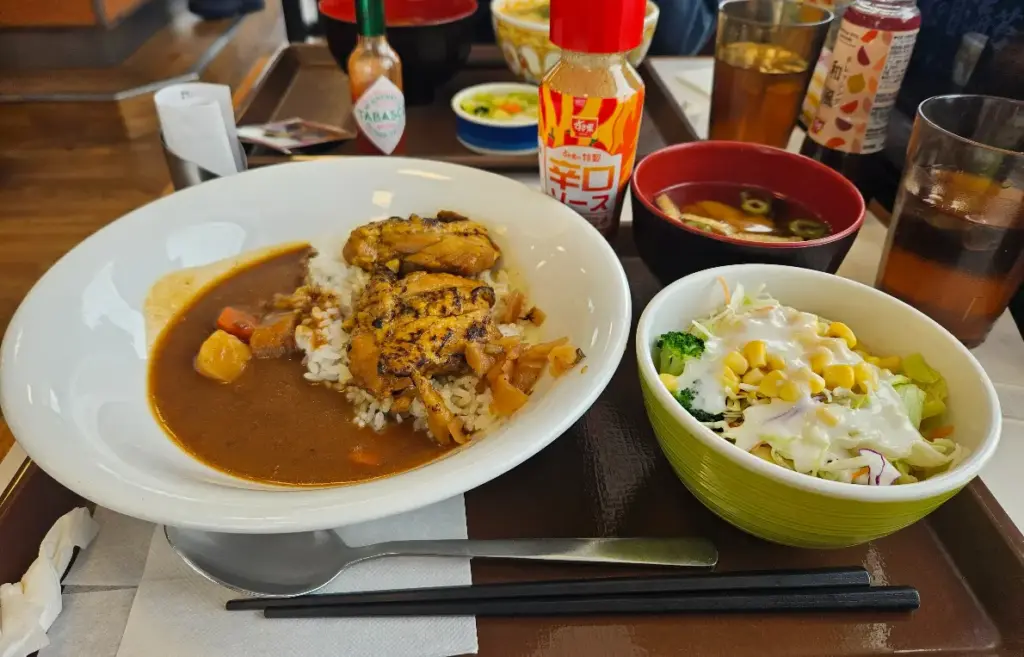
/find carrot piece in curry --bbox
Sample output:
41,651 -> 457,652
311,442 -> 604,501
216,307 -> 258,342
349,448 -> 382,466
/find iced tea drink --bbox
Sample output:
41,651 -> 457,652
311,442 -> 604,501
710,0 -> 832,148
876,95 -> 1024,347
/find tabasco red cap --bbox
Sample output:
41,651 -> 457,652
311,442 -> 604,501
550,0 -> 647,54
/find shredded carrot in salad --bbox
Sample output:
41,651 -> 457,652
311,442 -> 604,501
717,276 -> 731,306
927,425 -> 955,441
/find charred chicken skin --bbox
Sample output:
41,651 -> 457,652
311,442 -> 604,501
346,270 -> 499,397
342,211 -> 501,277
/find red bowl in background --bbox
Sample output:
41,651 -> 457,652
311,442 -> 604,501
320,0 -> 478,106
630,141 -> 866,284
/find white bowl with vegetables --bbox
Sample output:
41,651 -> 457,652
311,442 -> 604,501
637,264 -> 1002,548
451,82 -> 540,156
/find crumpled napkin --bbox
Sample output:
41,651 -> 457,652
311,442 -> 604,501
0,508 -> 98,657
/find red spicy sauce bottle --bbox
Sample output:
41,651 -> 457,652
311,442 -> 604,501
538,0 -> 647,238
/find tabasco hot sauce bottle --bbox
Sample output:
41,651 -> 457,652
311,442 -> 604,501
347,0 -> 406,155
799,0 -> 921,197
538,0 -> 647,238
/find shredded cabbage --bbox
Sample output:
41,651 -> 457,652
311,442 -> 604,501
656,282 -> 964,487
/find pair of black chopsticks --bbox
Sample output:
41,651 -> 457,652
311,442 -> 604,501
226,567 -> 919,618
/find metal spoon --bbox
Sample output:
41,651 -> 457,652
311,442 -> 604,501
164,526 -> 718,598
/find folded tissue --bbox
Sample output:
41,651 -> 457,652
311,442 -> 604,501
155,83 -> 246,178
0,508 -> 97,657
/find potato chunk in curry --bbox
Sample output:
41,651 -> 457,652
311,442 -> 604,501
195,329 -> 252,383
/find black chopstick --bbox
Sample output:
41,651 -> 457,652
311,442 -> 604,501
227,566 -> 870,611
262,586 -> 920,618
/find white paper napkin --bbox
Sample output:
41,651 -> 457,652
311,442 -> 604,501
0,508 -> 98,657
116,495 -> 477,657
154,83 -> 245,178
61,507 -> 153,588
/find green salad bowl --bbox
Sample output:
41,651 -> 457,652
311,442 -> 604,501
636,264 -> 1002,548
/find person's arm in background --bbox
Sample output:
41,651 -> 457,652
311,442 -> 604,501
650,0 -> 719,56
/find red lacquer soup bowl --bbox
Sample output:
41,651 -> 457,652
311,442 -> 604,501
630,141 -> 866,284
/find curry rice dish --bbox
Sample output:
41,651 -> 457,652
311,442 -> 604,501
147,211 -> 584,486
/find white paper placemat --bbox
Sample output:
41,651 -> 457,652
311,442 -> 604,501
115,495 -> 476,657
62,508 -> 153,589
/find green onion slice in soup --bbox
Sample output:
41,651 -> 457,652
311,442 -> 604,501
788,218 -> 829,239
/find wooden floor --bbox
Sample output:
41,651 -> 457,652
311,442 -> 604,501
0,137 -> 171,339
0,7 -> 281,465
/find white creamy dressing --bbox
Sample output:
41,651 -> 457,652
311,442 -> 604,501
680,299 -> 949,482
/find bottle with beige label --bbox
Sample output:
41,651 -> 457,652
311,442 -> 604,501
799,0 -> 921,196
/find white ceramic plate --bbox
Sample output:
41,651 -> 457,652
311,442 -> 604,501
0,158 -> 630,533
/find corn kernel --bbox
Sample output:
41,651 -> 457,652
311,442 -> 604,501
723,351 -> 749,376
779,380 -> 804,402
816,407 -> 839,427
877,356 -> 901,372
758,370 -> 787,397
659,372 -> 678,393
808,347 -> 833,374
721,366 -> 740,392
794,367 -> 826,395
827,322 -> 857,349
742,340 -> 767,369
854,362 -> 877,393
823,364 -> 855,390
741,367 -> 765,385
767,353 -> 787,371
866,356 -> 881,366
855,349 -> 870,359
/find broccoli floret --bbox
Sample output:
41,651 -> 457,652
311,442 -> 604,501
655,331 -> 705,376
675,387 -> 724,423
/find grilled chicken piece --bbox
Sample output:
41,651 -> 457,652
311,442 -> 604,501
343,211 -> 501,276
347,271 -> 499,396
382,308 -> 495,378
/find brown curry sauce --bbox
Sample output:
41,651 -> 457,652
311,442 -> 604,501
148,247 -> 455,486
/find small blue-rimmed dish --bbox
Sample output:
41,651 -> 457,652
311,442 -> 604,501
451,82 -> 540,156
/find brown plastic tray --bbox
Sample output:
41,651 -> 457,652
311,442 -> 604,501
2,47 -> 1022,657
463,229 -> 1024,656
236,43 -> 685,170
237,44 -> 541,170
